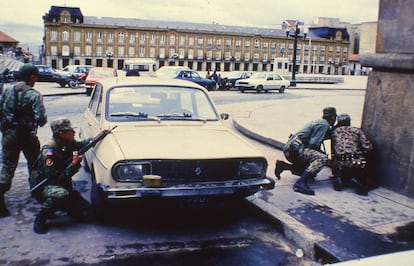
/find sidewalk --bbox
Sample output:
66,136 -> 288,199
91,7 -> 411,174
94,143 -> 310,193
227,77 -> 414,263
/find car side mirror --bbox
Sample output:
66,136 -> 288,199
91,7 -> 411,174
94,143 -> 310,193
220,113 -> 229,120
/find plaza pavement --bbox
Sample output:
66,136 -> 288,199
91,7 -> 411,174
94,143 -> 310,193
34,77 -> 414,264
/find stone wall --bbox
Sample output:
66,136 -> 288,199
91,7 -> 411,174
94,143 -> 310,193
361,0 -> 414,198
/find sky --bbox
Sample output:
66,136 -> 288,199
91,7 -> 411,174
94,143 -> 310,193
0,0 -> 380,53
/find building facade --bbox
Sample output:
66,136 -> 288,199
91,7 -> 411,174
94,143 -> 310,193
42,6 -> 350,75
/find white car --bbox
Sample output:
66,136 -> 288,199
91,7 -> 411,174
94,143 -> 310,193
79,77 -> 275,214
235,72 -> 290,93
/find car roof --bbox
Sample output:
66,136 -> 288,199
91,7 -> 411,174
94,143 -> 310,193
96,76 -> 208,91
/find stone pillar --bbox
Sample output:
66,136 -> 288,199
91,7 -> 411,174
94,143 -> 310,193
360,0 -> 414,198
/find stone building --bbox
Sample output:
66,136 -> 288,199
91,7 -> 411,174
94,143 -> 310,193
41,6 -> 350,75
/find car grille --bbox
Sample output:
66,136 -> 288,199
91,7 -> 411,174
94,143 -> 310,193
147,159 -> 257,183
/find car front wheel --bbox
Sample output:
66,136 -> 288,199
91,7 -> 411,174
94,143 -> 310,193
256,85 -> 263,93
90,172 -> 107,220
279,86 -> 285,93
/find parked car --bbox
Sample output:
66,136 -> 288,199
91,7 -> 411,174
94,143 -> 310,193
85,67 -> 118,96
223,71 -> 253,89
35,65 -> 57,82
156,66 -> 216,91
235,72 -> 290,93
54,64 -> 92,87
79,77 -> 275,214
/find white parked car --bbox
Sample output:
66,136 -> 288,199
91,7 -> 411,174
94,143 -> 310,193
79,77 -> 275,214
235,72 -> 290,93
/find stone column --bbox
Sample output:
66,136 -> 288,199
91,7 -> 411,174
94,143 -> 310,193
360,0 -> 414,198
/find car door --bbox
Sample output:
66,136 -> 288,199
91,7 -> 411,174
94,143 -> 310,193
273,74 -> 284,89
264,74 -> 274,90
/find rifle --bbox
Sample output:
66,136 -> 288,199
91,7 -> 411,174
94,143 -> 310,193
29,125 -> 117,194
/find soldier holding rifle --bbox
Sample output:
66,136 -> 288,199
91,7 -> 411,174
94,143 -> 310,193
32,118 -> 114,234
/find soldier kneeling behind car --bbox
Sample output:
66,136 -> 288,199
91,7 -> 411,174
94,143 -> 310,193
32,118 -> 95,234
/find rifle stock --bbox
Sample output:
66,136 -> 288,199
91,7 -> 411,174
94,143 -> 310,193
30,125 -> 117,194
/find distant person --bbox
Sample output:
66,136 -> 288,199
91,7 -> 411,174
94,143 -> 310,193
211,70 -> 219,90
205,70 -> 210,79
0,64 -> 47,217
331,113 -> 374,195
275,107 -> 337,195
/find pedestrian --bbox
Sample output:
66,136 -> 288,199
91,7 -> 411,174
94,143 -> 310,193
32,118 -> 107,234
275,106 -> 337,195
205,70 -> 211,79
331,113 -> 373,195
0,63 -> 47,217
211,70 -> 219,89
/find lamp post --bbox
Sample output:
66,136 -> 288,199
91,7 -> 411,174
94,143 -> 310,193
286,21 -> 306,87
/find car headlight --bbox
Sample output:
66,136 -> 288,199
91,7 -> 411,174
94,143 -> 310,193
112,161 -> 152,182
239,160 -> 266,178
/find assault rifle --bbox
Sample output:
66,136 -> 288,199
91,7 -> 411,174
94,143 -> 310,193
29,125 -> 117,194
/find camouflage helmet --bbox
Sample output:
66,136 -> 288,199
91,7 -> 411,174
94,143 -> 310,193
322,106 -> 337,119
336,113 -> 351,127
50,118 -> 74,135
18,64 -> 39,82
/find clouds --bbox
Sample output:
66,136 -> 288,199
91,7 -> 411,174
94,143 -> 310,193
1,0 -> 379,49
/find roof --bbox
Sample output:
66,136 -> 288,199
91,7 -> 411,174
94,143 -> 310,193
83,16 -> 288,38
43,6 -> 83,23
0,31 -> 19,43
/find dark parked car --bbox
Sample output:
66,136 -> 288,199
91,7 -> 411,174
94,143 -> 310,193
54,65 -> 92,87
223,71 -> 253,89
35,65 -> 57,82
156,66 -> 216,91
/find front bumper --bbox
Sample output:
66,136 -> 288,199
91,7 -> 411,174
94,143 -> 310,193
99,177 -> 275,200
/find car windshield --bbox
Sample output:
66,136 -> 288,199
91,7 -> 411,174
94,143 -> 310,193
250,73 -> 267,79
106,86 -> 218,122
226,72 -> 243,78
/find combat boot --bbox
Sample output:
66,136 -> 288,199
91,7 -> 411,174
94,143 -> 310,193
293,171 -> 315,195
0,185 -> 10,217
274,160 -> 292,180
34,210 -> 49,234
332,174 -> 342,191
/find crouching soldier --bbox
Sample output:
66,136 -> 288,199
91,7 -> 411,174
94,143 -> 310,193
331,114 -> 374,195
32,118 -> 94,234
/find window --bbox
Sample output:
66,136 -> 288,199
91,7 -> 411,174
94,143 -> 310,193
169,35 -> 175,46
159,48 -> 165,58
179,36 -> 185,46
160,35 -> 166,45
62,31 -> 69,42
189,37 -> 194,47
198,37 -> 203,48
97,32 -> 103,43
50,31 -> 57,42
150,34 -> 156,45
74,46 -> 81,56
179,48 -> 185,59
139,47 -> 145,57
140,33 -> 146,45
96,46 -> 103,56
235,39 -> 241,47
206,51 -> 212,60
188,49 -> 194,59
254,39 -> 260,48
62,45 -> 70,56
197,50 -> 203,59
128,47 -> 135,57
108,32 -> 114,43
244,52 -> 250,61
149,47 -> 156,58
51,46 -> 57,56
129,33 -> 135,44
216,39 -> 221,48
118,32 -> 125,44
244,40 -> 250,49
225,39 -> 231,48
85,45 -> 92,56
74,32 -> 81,42
118,46 -> 124,57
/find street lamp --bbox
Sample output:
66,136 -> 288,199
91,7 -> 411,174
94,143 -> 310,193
285,21 -> 306,87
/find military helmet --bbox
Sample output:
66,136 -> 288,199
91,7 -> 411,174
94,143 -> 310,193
322,106 -> 337,119
18,64 -> 39,82
336,113 -> 351,126
50,118 -> 74,135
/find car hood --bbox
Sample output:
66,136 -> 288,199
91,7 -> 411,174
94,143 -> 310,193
110,125 -> 263,160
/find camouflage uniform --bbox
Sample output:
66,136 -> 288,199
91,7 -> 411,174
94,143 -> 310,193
0,67 -> 47,216
276,106 -> 337,195
33,118 -> 92,234
36,138 -> 91,216
331,118 -> 373,194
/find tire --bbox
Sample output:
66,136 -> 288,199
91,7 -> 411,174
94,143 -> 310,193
256,85 -> 263,93
279,86 -> 285,93
59,81 -> 67,87
68,79 -> 78,89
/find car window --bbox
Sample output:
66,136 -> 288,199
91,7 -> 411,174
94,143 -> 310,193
106,86 -> 218,121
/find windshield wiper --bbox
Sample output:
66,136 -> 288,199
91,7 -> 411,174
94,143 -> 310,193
110,112 -> 160,122
157,113 -> 207,123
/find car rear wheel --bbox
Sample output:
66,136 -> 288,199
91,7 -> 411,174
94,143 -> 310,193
256,85 -> 263,93
279,86 -> 286,93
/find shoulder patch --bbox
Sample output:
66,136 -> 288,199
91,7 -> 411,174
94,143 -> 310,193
45,158 -> 54,167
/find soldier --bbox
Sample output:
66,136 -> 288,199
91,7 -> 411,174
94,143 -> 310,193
331,114 -> 373,195
275,106 -> 337,195
32,118 -> 110,234
0,64 -> 47,217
